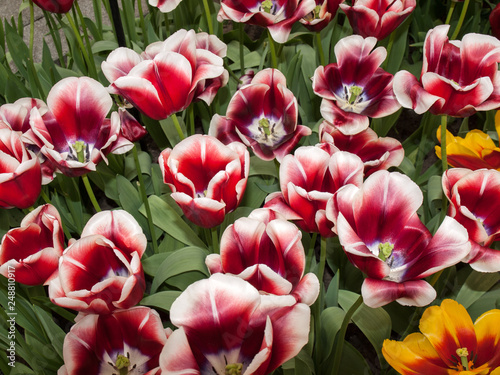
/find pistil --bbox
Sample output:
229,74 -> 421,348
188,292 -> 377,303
225,363 -> 243,375
456,348 -> 470,371
261,0 -> 273,13
378,242 -> 394,261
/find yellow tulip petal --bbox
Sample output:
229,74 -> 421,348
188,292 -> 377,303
445,143 -> 492,169
490,366 -> 500,375
419,300 -> 477,368
495,110 -> 500,139
473,309 -> 500,369
382,333 -> 450,375
463,130 -> 496,153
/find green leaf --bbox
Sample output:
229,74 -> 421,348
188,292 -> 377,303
249,156 -> 279,178
91,40 -> 119,54
320,306 -> 344,364
31,305 -> 65,360
140,291 -> 182,312
456,270 -> 500,309
339,290 -> 391,364
150,246 -> 209,293
116,174 -> 151,239
140,195 -> 206,248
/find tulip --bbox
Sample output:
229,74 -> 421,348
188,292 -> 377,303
148,0 -> 182,13
300,0 -> 344,32
159,134 -> 249,228
102,29 -> 227,120
31,0 -> 74,13
58,307 -> 168,375
443,168 -> 500,272
209,68 -> 311,162
0,127 -> 42,209
265,147 -> 364,236
22,77 -> 134,178
206,208 -> 320,305
319,120 -> 404,176
312,35 -> 400,135
340,0 -> 416,41
0,204 -> 64,285
217,0 -> 316,43
159,274 -> 311,375
383,299 -> 500,375
394,25 -> 500,117
0,98 -> 48,133
327,170 -> 471,308
435,115 -> 500,170
49,210 -> 147,314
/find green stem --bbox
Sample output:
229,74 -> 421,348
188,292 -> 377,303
441,114 -> 448,220
306,232 -> 318,272
65,12 -> 98,78
133,145 -> 159,253
171,113 -> 186,141
40,188 -> 51,205
74,1 -> 98,78
138,0 -> 148,46
331,295 -> 364,375
445,0 -> 456,24
202,0 -> 214,34
430,269 -> 444,287
164,13 -> 170,38
267,30 -> 278,69
82,174 -> 102,212
382,31 -> 396,71
313,235 -> 327,368
188,104 -> 195,136
318,236 -> 327,289
28,1 -> 46,99
450,0 -> 470,40
239,23 -> 245,73
315,32 -> 326,66
211,226 -> 219,254
43,11 -> 66,68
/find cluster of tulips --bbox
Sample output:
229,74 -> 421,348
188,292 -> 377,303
1,0 -> 500,374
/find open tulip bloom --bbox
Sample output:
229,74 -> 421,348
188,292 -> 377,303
22,76 -> 134,178
383,299 -> 500,375
394,24 -> 500,117
160,273 -> 311,375
217,0 -> 317,43
312,35 -> 401,135
327,170 -> 471,308
340,0 -> 416,41
209,68 -> 311,162
102,29 -> 228,121
206,208 -> 320,305
299,0 -> 344,32
443,168 -> 500,272
58,306 -> 168,374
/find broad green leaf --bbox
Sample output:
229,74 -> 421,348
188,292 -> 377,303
124,149 -> 152,180
142,252 -> 171,276
31,305 -> 65,360
249,156 -> 279,178
456,270 -> 500,309
91,40 -> 119,54
339,290 -> 391,364
140,291 -> 182,312
150,246 -> 209,293
339,341 -> 373,375
320,306 -> 344,364
141,195 -> 205,247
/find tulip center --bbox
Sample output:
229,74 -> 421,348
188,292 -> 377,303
347,85 -> 364,105
260,0 -> 276,14
377,242 -> 394,262
68,140 -> 90,163
108,353 -> 137,375
225,363 -> 243,375
252,117 -> 282,147
304,5 -> 323,21
455,348 -> 471,371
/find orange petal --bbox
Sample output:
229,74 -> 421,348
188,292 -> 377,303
419,300 -> 477,368
473,309 -> 500,370
382,333 -> 450,375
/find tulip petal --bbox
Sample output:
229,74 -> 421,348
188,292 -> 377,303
361,278 -> 437,308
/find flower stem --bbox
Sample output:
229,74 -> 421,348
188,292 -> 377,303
202,0 -> 214,34
82,174 -> 102,212
315,32 -> 326,66
74,1 -> 98,78
188,104 -> 195,136
133,145 -> 159,254
450,0 -> 470,40
267,30 -> 278,69
441,114 -> 448,220
171,113 -> 186,141
65,11 -> 98,79
239,23 -> 245,73
331,295 -> 364,375
138,0 -> 148,46
313,236 -> 327,368
211,226 -> 219,254
445,0 -> 456,24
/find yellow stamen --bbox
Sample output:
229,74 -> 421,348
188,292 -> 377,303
456,348 -> 469,371
378,242 -> 394,261
225,363 -> 243,375
261,0 -> 273,13
259,118 -> 272,136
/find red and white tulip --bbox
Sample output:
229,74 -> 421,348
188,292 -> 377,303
300,0 -> 344,32
209,68 -> 311,162
0,204 -> 64,285
148,0 -> 183,13
160,273 -> 311,375
265,146 -> 364,236
102,29 -> 227,120
327,170 -> 471,308
206,208 -> 320,305
394,25 -> 500,117
58,307 -> 168,375
443,168 -> 500,272
22,77 -> 133,178
0,126 -> 42,209
340,0 -> 416,41
218,0 -> 317,43
49,210 -> 147,314
159,134 -> 249,228
312,35 -> 400,135
318,121 -> 404,176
